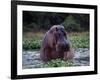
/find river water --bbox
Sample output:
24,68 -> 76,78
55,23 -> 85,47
22,48 -> 89,69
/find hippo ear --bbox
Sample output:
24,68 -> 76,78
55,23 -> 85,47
50,27 -> 57,34
49,28 -> 53,33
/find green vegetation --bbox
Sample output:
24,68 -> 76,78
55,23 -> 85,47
63,15 -> 81,31
23,35 -> 42,50
41,59 -> 74,68
23,32 -> 89,50
23,39 -> 41,50
23,11 -> 89,32
69,32 -> 89,48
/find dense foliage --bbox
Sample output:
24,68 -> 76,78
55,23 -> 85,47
41,59 -> 74,67
23,11 -> 89,32
69,32 -> 89,48
23,32 -> 89,50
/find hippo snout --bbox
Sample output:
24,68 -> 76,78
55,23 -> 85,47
56,41 -> 70,52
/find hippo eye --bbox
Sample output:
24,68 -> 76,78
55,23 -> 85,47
60,29 -> 66,36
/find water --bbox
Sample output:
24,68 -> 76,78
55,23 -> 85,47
22,48 -> 89,69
